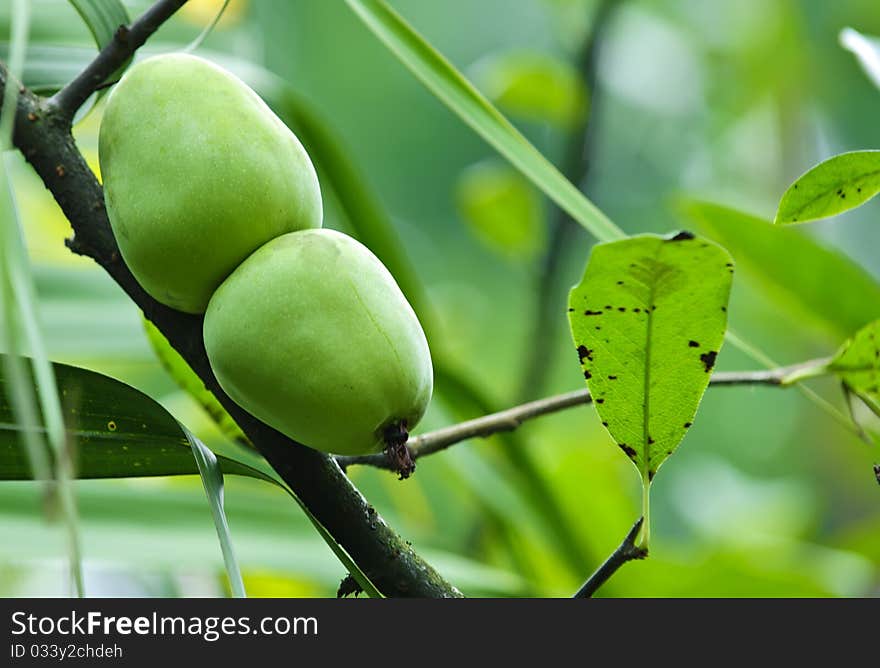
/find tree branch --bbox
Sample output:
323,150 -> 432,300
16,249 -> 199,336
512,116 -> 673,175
336,358 -> 831,471
48,0 -> 188,118
0,2 -> 460,598
573,517 -> 646,598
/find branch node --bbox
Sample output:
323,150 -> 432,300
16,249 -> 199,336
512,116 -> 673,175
114,24 -> 131,44
63,236 -> 86,256
573,517 -> 647,598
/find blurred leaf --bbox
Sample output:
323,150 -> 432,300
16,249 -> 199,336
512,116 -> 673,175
677,200 -> 880,342
0,355 -> 270,481
775,151 -> 880,225
568,232 -> 733,544
840,27 -> 880,91
344,0 -> 624,244
186,427 -> 246,598
473,50 -> 589,129
456,159 -> 545,259
65,0 -> 131,115
0,481 -> 517,596
830,319 -> 880,417
143,318 -> 248,447
67,0 -> 129,49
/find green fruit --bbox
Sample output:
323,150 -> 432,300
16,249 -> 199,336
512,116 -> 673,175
203,229 -> 433,455
99,53 -> 322,313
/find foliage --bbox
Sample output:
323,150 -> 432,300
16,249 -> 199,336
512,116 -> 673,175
1,0 -> 879,598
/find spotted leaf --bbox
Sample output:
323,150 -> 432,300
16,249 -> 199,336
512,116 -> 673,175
775,151 -> 880,225
568,233 -> 733,508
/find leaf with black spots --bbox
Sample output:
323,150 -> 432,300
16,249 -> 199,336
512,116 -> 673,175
775,151 -> 880,225
568,233 -> 733,545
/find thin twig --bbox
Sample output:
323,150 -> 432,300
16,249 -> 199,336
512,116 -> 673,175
573,517 -> 646,598
336,358 -> 832,471
48,0 -> 188,117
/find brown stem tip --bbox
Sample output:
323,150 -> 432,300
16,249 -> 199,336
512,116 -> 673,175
383,420 -> 414,480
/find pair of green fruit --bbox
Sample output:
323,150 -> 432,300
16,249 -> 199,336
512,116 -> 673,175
99,54 -> 433,457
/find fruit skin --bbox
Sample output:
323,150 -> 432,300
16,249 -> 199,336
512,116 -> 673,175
203,229 -> 433,456
99,53 -> 322,313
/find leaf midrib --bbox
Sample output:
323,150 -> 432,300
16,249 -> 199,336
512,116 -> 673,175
642,276 -> 657,482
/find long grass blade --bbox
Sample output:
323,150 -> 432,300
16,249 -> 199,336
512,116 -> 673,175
185,427 -> 247,599
1,0 -> 84,597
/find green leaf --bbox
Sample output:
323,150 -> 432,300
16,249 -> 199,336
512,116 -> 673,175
186,427 -> 247,598
344,0 -> 624,244
840,27 -> 880,91
568,232 -> 734,545
143,318 -> 248,447
775,151 -> 880,225
678,199 -> 880,341
456,159 -> 545,259
473,50 -> 589,129
829,319 -> 880,418
0,355 -> 269,482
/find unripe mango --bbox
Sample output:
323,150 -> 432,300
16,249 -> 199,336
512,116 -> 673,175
99,53 -> 322,313
203,229 -> 433,456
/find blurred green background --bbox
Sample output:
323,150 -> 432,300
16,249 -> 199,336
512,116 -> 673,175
1,0 -> 879,597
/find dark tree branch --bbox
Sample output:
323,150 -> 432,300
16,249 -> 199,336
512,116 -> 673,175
573,517 -> 646,598
337,359 -> 828,472
516,0 -> 620,402
0,3 -> 460,598
48,0 -> 188,118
